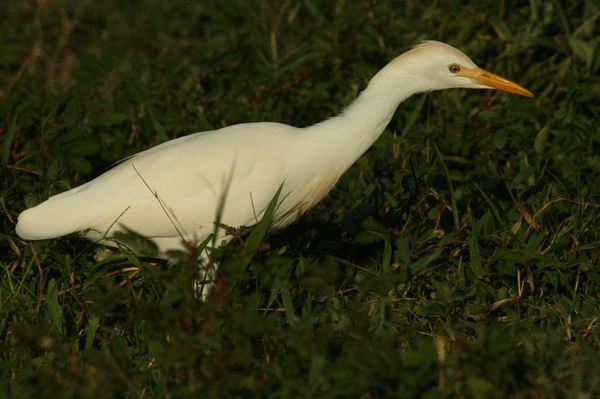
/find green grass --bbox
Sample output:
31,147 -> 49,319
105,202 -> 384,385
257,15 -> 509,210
2,0 -> 600,398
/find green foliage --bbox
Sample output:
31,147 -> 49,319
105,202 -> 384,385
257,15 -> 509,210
2,0 -> 600,398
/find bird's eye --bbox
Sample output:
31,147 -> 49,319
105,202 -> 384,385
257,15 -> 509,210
448,64 -> 461,73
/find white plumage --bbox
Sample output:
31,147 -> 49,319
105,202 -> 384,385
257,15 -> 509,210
16,41 -> 533,258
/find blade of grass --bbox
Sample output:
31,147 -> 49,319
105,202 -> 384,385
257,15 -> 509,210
433,143 -> 459,232
242,183 -> 283,262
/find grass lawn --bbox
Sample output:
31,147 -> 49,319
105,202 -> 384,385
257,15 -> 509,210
1,1 -> 600,398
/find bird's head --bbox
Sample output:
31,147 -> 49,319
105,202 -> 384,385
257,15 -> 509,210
383,41 -> 534,98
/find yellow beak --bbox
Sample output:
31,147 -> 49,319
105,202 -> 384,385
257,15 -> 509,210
457,67 -> 534,98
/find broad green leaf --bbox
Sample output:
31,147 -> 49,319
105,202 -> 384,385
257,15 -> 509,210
90,112 -> 129,126
66,140 -> 101,156
494,129 -> 508,149
66,154 -> 92,174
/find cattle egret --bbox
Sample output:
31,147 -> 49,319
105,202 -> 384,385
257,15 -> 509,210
16,41 -> 533,271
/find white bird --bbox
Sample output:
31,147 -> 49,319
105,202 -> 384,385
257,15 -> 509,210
16,41 -> 533,265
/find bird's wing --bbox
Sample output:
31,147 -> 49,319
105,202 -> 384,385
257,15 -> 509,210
17,123 -> 294,242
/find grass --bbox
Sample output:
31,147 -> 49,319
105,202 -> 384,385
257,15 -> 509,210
1,0 -> 600,398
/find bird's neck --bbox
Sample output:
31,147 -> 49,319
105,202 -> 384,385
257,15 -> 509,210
304,63 -> 422,174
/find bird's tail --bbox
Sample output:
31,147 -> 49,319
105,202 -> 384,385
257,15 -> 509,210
15,200 -> 85,240
14,183 -> 102,241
